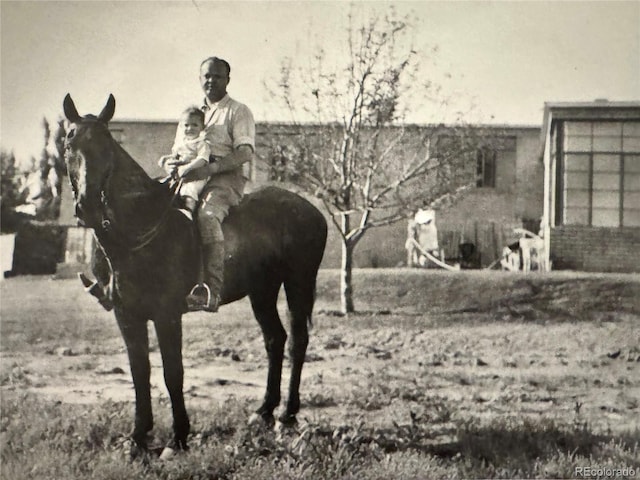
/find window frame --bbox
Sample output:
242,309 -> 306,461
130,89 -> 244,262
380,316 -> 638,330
476,146 -> 496,188
558,120 -> 640,227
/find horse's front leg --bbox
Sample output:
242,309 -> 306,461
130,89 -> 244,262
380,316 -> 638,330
154,311 -> 190,456
116,309 -> 153,457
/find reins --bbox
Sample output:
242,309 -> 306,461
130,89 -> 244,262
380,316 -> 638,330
128,177 -> 184,252
98,170 -> 184,253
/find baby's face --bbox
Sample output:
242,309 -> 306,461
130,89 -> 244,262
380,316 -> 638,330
181,113 -> 204,138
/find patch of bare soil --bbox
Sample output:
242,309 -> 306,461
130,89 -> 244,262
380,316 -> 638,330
1,270 -> 639,439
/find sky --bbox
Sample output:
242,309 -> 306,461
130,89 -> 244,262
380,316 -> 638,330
1,0 -> 639,163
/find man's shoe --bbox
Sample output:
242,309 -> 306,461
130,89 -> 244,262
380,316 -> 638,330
78,273 -> 114,312
186,283 -> 220,312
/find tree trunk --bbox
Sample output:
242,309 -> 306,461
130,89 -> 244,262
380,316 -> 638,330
340,238 -> 355,314
340,213 -> 355,314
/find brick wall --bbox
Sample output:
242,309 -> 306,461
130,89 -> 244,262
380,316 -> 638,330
550,225 -> 640,272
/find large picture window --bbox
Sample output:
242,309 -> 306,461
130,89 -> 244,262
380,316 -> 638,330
561,121 -> 640,227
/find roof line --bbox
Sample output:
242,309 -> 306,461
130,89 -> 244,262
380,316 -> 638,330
110,118 -> 542,130
544,100 -> 640,109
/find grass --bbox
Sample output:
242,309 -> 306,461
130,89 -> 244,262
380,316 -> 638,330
1,393 -> 638,479
2,270 -> 638,353
1,270 -> 639,478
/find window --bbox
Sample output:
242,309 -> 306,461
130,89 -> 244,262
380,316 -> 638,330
561,121 -> 640,227
625,154 -> 640,226
476,147 -> 496,188
435,134 -> 508,189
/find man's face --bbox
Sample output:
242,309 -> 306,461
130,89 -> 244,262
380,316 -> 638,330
200,61 -> 229,103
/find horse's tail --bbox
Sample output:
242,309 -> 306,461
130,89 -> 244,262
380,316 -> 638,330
279,187 -> 327,332
284,273 -> 318,332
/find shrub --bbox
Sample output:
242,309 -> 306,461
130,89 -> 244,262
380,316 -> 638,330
10,221 -> 67,274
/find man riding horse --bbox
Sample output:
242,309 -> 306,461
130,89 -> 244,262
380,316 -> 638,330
64,89 -> 327,457
83,56 -> 253,313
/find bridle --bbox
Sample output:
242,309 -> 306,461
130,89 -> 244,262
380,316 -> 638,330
66,134 -> 184,253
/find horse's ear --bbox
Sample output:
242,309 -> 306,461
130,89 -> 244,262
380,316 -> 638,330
98,94 -> 116,123
63,94 -> 81,123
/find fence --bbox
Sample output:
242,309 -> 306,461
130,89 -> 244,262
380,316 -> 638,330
438,221 -> 523,268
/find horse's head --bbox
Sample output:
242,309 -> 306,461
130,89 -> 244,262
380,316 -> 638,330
63,94 -> 116,227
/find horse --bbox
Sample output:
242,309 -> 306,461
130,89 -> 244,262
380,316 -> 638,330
62,94 -> 327,458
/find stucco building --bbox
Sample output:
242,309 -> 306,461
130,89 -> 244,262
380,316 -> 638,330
59,120 -> 543,269
55,103 -> 639,273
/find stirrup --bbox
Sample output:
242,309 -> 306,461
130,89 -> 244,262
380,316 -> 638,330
186,283 -> 219,312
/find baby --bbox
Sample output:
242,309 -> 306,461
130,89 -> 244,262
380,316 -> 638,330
158,106 -> 211,213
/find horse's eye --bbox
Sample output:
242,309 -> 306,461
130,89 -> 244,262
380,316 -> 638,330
67,128 -> 76,141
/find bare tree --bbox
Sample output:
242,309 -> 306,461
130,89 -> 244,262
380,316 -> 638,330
266,8 -> 491,313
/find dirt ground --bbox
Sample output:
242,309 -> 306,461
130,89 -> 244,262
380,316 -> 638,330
1,270 -> 639,439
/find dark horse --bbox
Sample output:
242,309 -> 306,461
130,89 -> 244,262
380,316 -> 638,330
62,94 -> 327,457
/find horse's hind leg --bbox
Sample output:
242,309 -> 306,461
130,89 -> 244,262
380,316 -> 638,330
280,275 -> 315,425
249,282 -> 287,426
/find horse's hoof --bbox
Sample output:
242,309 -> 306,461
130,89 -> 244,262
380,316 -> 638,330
128,442 -> 151,464
159,437 -> 188,460
247,412 -> 261,426
274,420 -> 286,433
159,446 -> 176,461
274,420 -> 286,438
248,412 -> 275,428
277,414 -> 298,429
